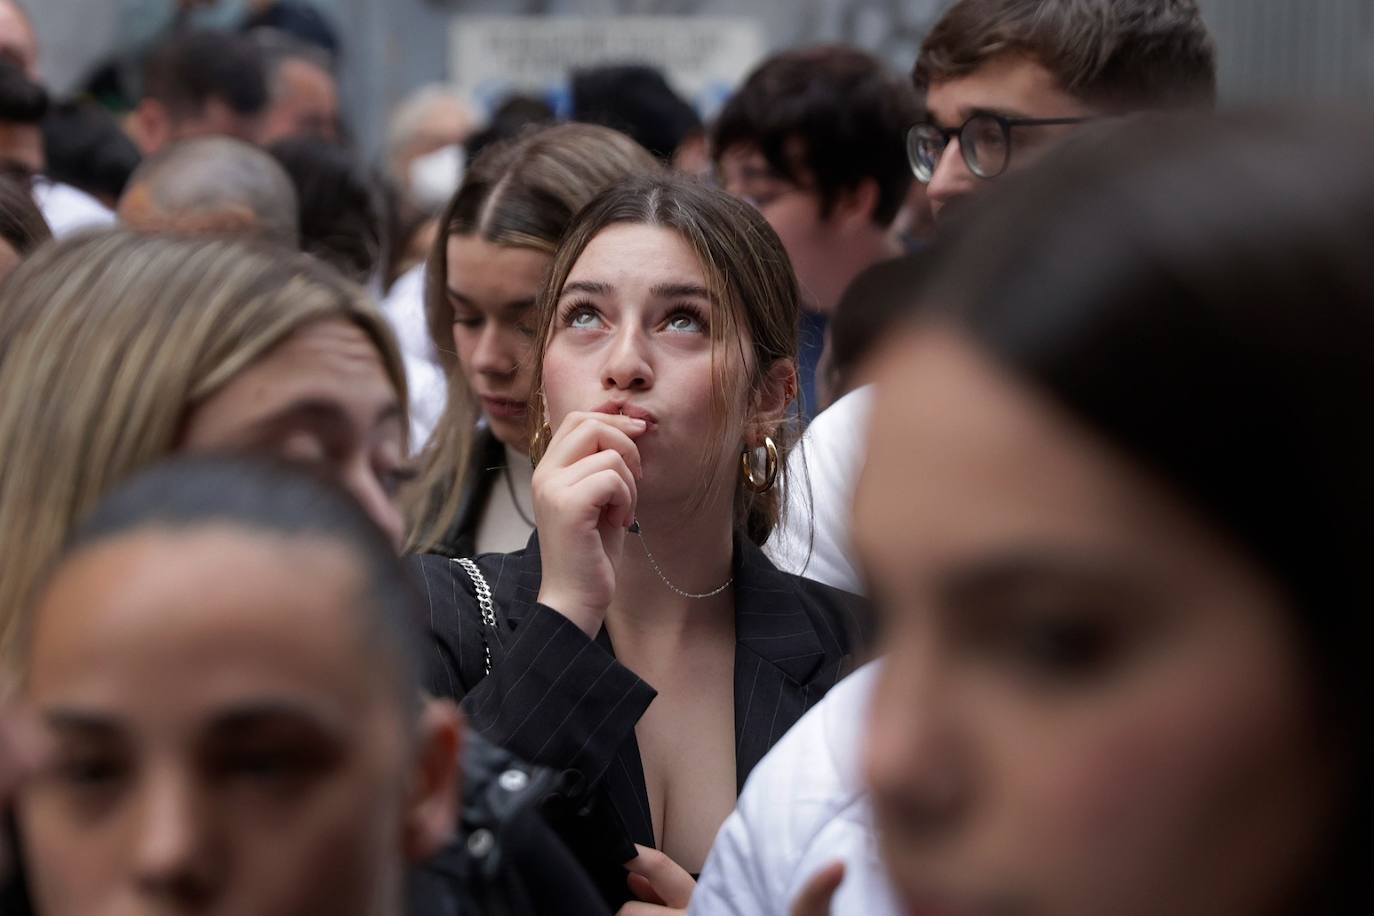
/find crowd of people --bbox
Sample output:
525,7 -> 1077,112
0,0 -> 1365,914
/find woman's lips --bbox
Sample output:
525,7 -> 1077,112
590,400 -> 659,431
481,396 -> 528,420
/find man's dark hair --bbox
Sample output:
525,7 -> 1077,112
141,30 -> 269,118
55,456 -> 424,712
41,99 -> 142,203
712,45 -> 919,227
269,136 -> 385,283
0,174 -> 49,256
242,0 -> 342,59
250,26 -> 336,83
914,0 -> 1217,111
0,58 -> 45,124
571,64 -> 700,163
464,94 -> 555,163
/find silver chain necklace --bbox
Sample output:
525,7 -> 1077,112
629,519 -> 733,599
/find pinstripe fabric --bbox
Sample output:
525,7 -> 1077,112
408,533 -> 866,907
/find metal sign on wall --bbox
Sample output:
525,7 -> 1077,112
450,15 -> 765,117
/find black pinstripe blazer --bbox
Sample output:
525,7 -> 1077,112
409,533 -> 867,907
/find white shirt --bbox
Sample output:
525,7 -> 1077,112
690,661 -> 900,916
764,386 -> 873,594
380,263 -> 448,452
33,180 -> 116,238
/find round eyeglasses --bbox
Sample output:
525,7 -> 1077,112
906,113 -> 1094,182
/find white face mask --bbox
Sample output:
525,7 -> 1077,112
408,144 -> 465,211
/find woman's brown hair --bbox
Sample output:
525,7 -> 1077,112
405,123 -> 660,551
528,174 -> 802,545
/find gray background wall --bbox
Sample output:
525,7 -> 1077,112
28,0 -> 1374,157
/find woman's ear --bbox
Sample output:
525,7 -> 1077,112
402,698 -> 465,861
749,358 -> 797,442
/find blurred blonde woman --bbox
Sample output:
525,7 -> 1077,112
0,230 -> 410,672
405,123 -> 660,556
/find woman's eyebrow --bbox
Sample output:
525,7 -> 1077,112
651,282 -> 713,301
561,280 -> 612,297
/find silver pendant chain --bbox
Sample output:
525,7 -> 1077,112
630,519 -> 733,599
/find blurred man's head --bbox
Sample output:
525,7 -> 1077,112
18,456 -> 462,916
571,64 -> 700,164
119,136 -> 300,246
253,29 -> 340,145
713,45 -> 919,315
269,136 -> 384,284
129,31 -> 269,155
41,99 -> 143,208
910,0 -> 1216,220
0,0 -> 36,79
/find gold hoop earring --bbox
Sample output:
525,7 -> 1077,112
741,436 -> 779,493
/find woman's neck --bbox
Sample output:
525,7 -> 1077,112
604,496 -> 737,641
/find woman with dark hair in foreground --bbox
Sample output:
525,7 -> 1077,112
842,111 -> 1371,916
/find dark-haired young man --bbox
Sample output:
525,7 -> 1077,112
911,0 -> 1215,220
707,4 -> 1220,915
713,45 -> 919,419
126,30 -> 270,155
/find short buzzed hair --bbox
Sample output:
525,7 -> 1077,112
122,136 -> 300,246
50,456 -> 424,714
914,0 -> 1217,111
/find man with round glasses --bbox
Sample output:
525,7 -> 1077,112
912,0 -> 1216,220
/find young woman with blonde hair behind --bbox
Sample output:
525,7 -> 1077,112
0,230 -> 411,673
405,123 -> 661,557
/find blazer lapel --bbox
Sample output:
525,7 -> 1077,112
731,538 -> 835,790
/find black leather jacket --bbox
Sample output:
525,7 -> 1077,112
411,731 -> 610,916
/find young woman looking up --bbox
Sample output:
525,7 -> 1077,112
0,231 -> 410,674
412,175 -> 866,910
405,124 -> 661,557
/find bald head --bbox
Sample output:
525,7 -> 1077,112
119,136 -> 299,247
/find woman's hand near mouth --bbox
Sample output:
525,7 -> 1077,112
534,411 -> 648,635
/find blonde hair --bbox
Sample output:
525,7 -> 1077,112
528,175 -> 803,545
405,123 -> 661,552
0,230 -> 406,669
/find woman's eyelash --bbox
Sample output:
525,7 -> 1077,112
668,303 -> 709,328
558,299 -> 597,325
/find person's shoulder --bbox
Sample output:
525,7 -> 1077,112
751,660 -> 879,781
732,662 -> 883,852
802,385 -> 875,463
